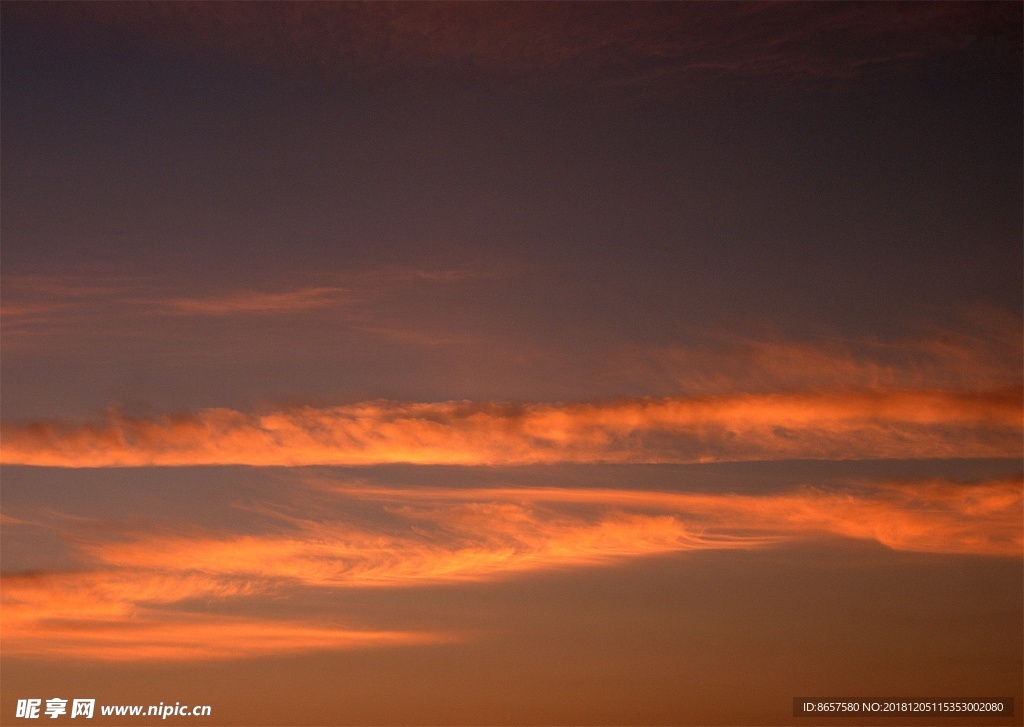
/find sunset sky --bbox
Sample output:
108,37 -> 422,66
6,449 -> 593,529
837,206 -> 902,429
1,3 -> 1022,725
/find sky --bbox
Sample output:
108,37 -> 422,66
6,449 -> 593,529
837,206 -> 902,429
1,2 -> 1022,725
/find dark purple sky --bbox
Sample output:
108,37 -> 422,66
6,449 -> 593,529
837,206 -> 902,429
2,4 -> 1021,725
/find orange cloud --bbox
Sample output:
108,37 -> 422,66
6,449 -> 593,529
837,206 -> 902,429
86,478 -> 1024,593
622,313 -> 1023,395
3,477 -> 1017,660
157,286 -> 355,315
86,508 -> 763,588
0,513 -> 37,527
11,617 -> 443,662
0,269 -> 492,354
3,388 -> 1020,467
322,478 -> 1023,558
0,570 -> 445,661
2,501 -> 712,661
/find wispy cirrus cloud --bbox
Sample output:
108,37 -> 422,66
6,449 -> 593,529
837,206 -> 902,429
3,476 -> 1018,660
0,268 -> 491,353
1,583 -> 444,662
86,478 -> 1024,586
317,479 -> 1024,559
0,560 -> 447,661
9,616 -> 443,662
3,388 -> 1020,467
157,286 -> 355,315
85,505 -> 757,588
619,310 -> 1023,395
150,267 -> 490,316
0,498 -> 727,660
0,513 -> 38,527
1,268 -> 481,318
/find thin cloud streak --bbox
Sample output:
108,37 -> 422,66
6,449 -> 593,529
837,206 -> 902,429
1,268 -> 486,319
157,286 -> 355,315
3,388 -> 1020,467
14,618 -> 443,662
620,313 -> 1023,395
0,570 -> 448,661
0,269 -> 492,353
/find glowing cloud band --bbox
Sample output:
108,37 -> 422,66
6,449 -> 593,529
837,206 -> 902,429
2,388 -> 1020,467
3,477 -> 1018,661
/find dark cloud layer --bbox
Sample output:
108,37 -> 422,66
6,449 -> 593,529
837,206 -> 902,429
6,1 -> 1021,91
